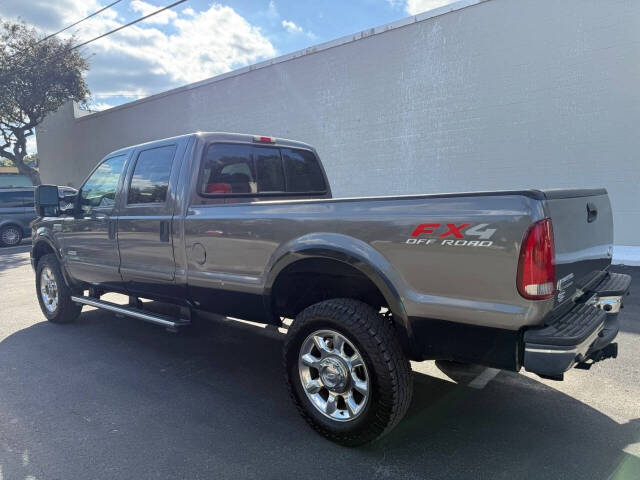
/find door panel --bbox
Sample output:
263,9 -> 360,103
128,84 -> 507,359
117,141 -> 185,299
62,155 -> 127,288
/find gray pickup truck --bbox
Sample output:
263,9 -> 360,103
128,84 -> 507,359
30,132 -> 630,445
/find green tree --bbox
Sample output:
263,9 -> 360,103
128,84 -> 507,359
0,21 -> 89,185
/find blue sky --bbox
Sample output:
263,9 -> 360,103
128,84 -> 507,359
0,0 -> 453,114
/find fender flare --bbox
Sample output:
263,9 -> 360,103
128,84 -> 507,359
264,234 -> 416,354
32,232 -> 74,287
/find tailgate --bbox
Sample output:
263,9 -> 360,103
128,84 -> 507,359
543,189 -> 613,304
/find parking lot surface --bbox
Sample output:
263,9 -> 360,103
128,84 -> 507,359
1,244 -> 639,479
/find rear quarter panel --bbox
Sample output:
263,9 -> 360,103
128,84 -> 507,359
184,193 -> 550,330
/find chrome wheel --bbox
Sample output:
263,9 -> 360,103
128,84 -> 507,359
298,329 -> 369,422
1,226 -> 21,246
40,267 -> 59,313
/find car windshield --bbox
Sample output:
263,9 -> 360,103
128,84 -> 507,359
0,174 -> 33,188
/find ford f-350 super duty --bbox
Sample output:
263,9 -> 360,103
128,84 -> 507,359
30,132 -> 630,445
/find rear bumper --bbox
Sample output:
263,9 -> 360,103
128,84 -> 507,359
523,272 -> 630,379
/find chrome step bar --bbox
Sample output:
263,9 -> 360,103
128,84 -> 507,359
71,296 -> 191,330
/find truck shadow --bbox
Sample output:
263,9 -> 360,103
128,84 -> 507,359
0,308 -> 637,480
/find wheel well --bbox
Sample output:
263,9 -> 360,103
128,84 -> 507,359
272,257 -> 416,358
32,241 -> 55,266
271,258 -> 388,320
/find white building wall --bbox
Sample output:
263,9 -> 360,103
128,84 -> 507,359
36,0 -> 640,257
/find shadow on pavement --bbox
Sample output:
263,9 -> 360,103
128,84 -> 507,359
0,243 -> 31,270
0,309 -> 638,480
610,265 -> 640,335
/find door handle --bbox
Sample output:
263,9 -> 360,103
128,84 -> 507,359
108,219 -> 117,240
587,202 -> 598,223
159,220 -> 170,243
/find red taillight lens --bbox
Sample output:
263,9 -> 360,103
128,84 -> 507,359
517,218 -> 555,300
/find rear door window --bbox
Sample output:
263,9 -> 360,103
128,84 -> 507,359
18,190 -> 34,207
0,190 -> 33,208
281,148 -> 326,192
128,145 -> 176,204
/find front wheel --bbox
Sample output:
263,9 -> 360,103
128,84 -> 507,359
36,254 -> 82,323
284,298 -> 413,446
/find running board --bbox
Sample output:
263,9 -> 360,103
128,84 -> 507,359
71,296 -> 191,331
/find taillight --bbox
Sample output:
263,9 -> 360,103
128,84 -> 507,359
517,218 -> 555,300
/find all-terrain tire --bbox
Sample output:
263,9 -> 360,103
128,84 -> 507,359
36,253 -> 82,324
284,298 -> 412,446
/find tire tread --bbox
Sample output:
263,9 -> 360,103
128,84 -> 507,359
284,298 -> 412,446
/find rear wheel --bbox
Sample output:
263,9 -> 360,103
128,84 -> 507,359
0,225 -> 22,247
284,298 -> 412,446
36,254 -> 82,323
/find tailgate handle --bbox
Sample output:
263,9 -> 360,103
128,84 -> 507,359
587,202 -> 598,223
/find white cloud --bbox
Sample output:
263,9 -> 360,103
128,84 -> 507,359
281,19 -> 315,38
281,19 -> 303,34
0,0 -> 110,32
405,0 -> 459,15
0,1 -> 277,102
87,101 -> 118,112
130,0 -> 177,25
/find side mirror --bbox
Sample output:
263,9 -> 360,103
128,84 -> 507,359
35,184 -> 61,216
59,187 -> 79,214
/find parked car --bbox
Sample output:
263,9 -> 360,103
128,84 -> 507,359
0,187 -> 35,247
0,186 -> 75,247
29,133 -> 630,445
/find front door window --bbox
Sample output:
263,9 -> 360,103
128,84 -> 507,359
80,155 -> 126,213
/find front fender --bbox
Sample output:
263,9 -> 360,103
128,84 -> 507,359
264,233 -> 416,352
31,230 -> 74,286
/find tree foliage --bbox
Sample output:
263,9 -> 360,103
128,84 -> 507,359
0,21 -> 89,184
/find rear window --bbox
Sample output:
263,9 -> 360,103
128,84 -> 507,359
200,143 -> 325,196
128,145 -> 176,204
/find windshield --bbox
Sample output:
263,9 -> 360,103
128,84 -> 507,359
0,174 -> 33,188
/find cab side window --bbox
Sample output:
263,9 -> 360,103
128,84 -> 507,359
80,155 -> 126,212
128,145 -> 176,204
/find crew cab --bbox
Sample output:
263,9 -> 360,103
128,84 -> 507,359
30,132 -> 630,445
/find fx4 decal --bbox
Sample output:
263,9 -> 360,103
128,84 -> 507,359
406,223 -> 496,247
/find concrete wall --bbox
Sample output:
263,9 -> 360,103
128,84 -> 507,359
37,0 -> 640,255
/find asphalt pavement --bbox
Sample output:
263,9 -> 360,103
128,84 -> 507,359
0,243 -> 638,479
